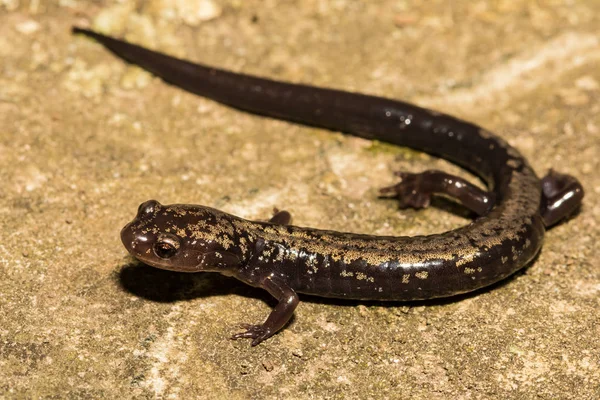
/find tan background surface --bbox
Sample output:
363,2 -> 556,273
1,0 -> 598,398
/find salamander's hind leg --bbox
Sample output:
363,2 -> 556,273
540,169 -> 584,227
269,209 -> 292,225
380,169 -> 495,216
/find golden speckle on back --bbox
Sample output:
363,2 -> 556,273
415,271 -> 429,280
455,250 -> 478,267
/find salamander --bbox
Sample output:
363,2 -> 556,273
73,27 -> 584,345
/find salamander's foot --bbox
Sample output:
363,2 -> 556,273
380,171 -> 433,209
540,169 -> 584,227
231,323 -> 273,346
380,169 -> 494,216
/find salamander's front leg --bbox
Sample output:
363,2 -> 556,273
540,169 -> 584,227
380,169 -> 494,216
231,275 -> 299,346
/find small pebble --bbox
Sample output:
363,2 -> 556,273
262,360 -> 274,372
176,0 -> 223,26
292,349 -> 303,358
575,76 -> 599,91
15,20 -> 40,35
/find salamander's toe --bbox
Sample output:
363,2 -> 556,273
231,323 -> 272,346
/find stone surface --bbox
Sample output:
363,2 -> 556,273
1,0 -> 598,398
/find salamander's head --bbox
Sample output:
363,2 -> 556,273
120,200 -> 242,272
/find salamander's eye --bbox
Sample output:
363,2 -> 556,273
153,234 -> 180,259
138,200 -> 161,217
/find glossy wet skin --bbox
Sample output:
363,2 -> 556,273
76,28 -> 584,346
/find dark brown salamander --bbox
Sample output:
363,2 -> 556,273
73,28 -> 584,345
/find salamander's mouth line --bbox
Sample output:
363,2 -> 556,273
73,27 -> 584,345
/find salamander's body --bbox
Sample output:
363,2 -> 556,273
74,28 -> 584,345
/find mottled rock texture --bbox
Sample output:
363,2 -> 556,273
1,1 -> 598,398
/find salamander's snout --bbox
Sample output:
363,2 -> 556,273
120,220 -> 152,259
120,222 -> 135,254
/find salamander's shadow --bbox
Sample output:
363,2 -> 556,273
118,250 -> 540,307
118,260 -> 255,303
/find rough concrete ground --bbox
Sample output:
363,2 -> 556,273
1,0 -> 599,398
